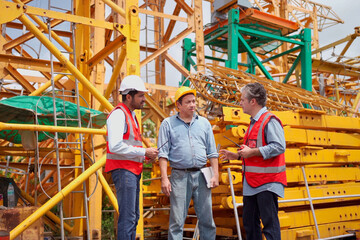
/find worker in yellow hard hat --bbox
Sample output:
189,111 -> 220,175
157,86 -> 219,239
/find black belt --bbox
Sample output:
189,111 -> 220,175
172,166 -> 206,172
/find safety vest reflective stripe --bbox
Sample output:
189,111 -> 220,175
245,165 -> 286,174
107,152 -> 143,162
256,112 -> 273,147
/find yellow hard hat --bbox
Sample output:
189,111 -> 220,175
175,86 -> 196,102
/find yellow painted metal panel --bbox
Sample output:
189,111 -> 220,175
284,126 -> 308,144
221,182 -> 360,209
281,220 -> 360,240
285,148 -> 360,165
0,1 -> 23,24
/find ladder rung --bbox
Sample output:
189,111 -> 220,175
63,216 -> 87,220
53,72 -> 73,75
59,166 -> 83,169
50,5 -> 70,12
56,118 -> 80,121
60,50 -> 74,54
52,94 -> 77,98
58,142 -> 81,144
71,190 -> 85,193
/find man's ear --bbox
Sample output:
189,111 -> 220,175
125,94 -> 132,102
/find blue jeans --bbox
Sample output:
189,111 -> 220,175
111,169 -> 141,240
168,169 -> 216,240
243,191 -> 281,240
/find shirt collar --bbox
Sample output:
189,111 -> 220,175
176,112 -> 198,123
250,107 -> 267,123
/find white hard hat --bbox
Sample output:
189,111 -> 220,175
119,75 -> 148,95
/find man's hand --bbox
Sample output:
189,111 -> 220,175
145,147 -> 159,160
238,145 -> 261,159
161,176 -> 172,196
210,175 -> 219,188
219,149 -> 240,161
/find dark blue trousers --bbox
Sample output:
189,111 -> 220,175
243,191 -> 281,240
112,169 -> 141,240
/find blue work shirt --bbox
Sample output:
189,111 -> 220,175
243,107 -> 286,198
158,113 -> 219,169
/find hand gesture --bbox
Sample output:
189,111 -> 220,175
145,147 -> 159,160
219,149 -> 239,161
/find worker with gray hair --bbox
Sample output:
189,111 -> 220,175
105,75 -> 158,240
220,82 -> 286,240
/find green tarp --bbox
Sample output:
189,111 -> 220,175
0,96 -> 107,144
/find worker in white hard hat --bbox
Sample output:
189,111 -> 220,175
157,86 -> 219,240
105,75 -> 158,240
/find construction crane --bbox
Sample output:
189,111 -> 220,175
0,0 -> 359,239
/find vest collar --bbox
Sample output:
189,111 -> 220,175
250,107 -> 268,123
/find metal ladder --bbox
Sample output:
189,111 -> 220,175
227,167 -> 358,240
45,0 -> 90,239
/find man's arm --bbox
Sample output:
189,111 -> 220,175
108,109 -> 158,161
240,118 -> 285,159
159,157 -> 171,196
209,157 -> 219,188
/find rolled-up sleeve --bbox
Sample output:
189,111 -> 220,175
158,119 -> 170,160
259,118 -> 286,160
205,121 -> 219,159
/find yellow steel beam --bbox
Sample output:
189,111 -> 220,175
284,126 -> 360,147
285,148 -> 360,165
28,14 -> 73,53
0,122 -> 106,135
0,162 -> 72,172
163,53 -> 190,78
37,170 -> 74,204
4,18 -> 64,51
281,220 -> 360,240
19,188 -> 73,232
89,1 -> 106,238
223,107 -> 360,132
5,64 -> 36,92
162,4 -> 181,43
16,12 -> 114,111
24,4 -> 115,30
98,171 -> 118,213
312,33 -> 357,55
10,155 -> 107,240
86,35 -> 125,67
174,0 -> 194,15
281,205 -> 360,229
0,54 -> 66,73
0,146 -> 74,158
138,8 -> 187,22
99,47 -> 126,112
29,74 -> 66,96
144,94 -> 168,121
101,0 -> 126,18
140,27 -> 193,67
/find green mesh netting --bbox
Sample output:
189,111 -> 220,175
0,96 -> 107,143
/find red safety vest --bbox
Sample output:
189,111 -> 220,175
243,111 -> 287,187
105,103 -> 143,175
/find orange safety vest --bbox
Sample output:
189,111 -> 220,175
105,103 -> 143,175
243,111 -> 287,188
